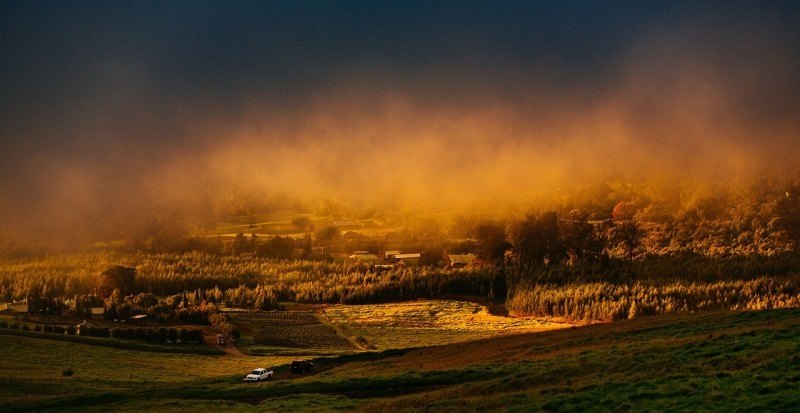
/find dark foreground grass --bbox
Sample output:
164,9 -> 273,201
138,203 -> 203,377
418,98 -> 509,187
1,308 -> 799,412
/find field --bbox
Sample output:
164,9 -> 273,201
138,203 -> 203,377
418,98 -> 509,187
225,300 -> 570,355
229,310 -> 356,355
322,300 -> 570,350
1,307 -> 799,412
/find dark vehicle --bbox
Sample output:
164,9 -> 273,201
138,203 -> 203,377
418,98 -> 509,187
290,360 -> 314,373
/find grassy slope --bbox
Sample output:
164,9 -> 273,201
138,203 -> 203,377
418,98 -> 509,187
1,309 -> 799,412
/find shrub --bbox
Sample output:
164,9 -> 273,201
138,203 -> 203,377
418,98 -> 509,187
0,320 -> 7,328
167,328 -> 178,343
66,325 -> 76,335
21,324 -> 30,331
157,327 -> 168,343
209,313 -> 240,340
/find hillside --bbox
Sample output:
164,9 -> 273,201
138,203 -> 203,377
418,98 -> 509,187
1,308 -> 798,412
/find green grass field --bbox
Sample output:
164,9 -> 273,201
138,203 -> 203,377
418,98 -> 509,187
1,307 -> 799,412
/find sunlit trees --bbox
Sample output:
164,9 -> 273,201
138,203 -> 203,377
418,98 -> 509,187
507,276 -> 800,322
609,220 -> 644,262
776,185 -> 800,248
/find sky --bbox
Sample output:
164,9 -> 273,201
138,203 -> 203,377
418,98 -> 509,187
1,1 -> 800,245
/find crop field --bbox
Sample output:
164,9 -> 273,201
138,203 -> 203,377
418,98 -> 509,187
322,300 -> 571,350
229,311 -> 355,355
1,308 -> 799,412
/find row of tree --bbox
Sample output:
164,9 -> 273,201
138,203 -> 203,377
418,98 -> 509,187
507,276 -> 800,322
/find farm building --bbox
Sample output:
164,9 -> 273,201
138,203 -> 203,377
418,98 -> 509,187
446,253 -> 477,269
349,252 -> 380,264
1,301 -> 29,313
384,250 -> 401,260
127,314 -> 149,324
89,307 -> 105,319
391,253 -> 421,266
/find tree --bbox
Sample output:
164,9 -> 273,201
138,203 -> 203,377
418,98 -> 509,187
231,233 -> 248,255
99,266 -> 137,297
610,220 -> 644,262
259,235 -> 295,258
776,185 -> 800,248
512,212 -> 566,267
562,210 -> 605,264
291,216 -> 313,232
474,222 -> 510,264
249,233 -> 258,252
315,226 -> 341,245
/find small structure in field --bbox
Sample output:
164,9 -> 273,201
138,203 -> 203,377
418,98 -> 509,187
391,253 -> 421,266
127,314 -> 149,324
384,250 -> 401,260
445,253 -> 477,269
4,301 -> 29,313
89,307 -> 105,319
349,252 -> 379,264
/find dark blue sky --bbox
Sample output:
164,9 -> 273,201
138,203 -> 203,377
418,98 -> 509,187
3,1 -> 797,118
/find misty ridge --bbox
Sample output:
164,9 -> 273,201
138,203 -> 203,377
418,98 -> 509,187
1,9 -> 799,252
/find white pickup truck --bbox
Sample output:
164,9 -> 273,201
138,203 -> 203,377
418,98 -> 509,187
243,368 -> 273,382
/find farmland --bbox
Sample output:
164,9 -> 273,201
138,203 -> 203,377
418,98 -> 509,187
230,310 -> 356,355
0,308 -> 798,412
323,300 -> 569,350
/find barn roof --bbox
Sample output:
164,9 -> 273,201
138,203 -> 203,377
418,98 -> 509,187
394,253 -> 421,259
349,253 -> 379,261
